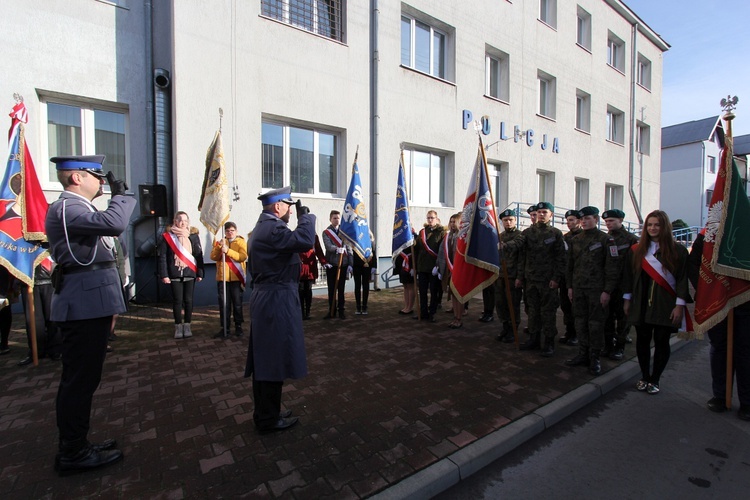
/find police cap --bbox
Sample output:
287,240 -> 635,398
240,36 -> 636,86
258,186 -> 295,205
50,155 -> 106,178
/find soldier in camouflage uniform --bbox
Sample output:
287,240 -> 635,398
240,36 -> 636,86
519,205 -> 537,337
601,209 -> 639,360
564,206 -> 619,375
504,202 -> 566,357
494,209 -> 523,343
560,209 -> 582,346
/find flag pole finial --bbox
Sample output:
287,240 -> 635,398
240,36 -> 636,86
13,93 -> 23,104
219,108 -> 224,132
720,95 -> 738,120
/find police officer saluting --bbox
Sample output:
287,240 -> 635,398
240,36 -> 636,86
245,186 -> 315,433
46,155 -> 135,475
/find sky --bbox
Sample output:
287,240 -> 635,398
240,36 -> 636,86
625,0 -> 750,136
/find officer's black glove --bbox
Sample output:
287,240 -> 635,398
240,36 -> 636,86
106,171 -> 128,196
295,199 -> 310,216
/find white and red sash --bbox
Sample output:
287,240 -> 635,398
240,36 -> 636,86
400,252 -> 411,272
641,248 -> 693,331
225,256 -> 246,286
163,232 -> 197,272
324,227 -> 344,248
420,229 -> 438,259
442,233 -> 454,272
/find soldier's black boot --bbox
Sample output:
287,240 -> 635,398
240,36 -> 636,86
589,349 -> 602,375
565,346 -> 589,366
540,337 -> 555,357
610,341 -> 625,360
519,332 -> 541,351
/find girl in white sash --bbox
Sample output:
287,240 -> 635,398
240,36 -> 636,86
158,211 -> 205,339
623,210 -> 690,395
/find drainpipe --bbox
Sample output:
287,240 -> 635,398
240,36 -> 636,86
370,0 -> 379,259
627,22 -> 643,224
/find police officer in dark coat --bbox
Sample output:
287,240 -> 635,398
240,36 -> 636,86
45,155 -> 134,475
244,186 -> 315,433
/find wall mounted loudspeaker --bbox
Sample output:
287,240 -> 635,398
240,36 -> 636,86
138,184 -> 168,217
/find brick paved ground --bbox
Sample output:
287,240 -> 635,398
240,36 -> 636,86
0,288 -> 634,499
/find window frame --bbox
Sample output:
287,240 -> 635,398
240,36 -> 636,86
605,183 -> 624,211
576,5 -> 592,51
260,0 -> 345,42
537,169 -> 555,204
575,178 -> 589,209
575,89 -> 591,133
537,70 -> 557,120
637,53 -> 652,90
636,122 -> 650,155
707,155 -> 716,174
401,12 -> 451,81
606,105 -> 625,145
261,119 -> 342,197
402,147 -> 451,207
607,31 -> 625,73
40,96 -> 130,191
539,0 -> 557,29
706,189 -> 714,207
485,46 -> 510,103
488,160 -> 509,209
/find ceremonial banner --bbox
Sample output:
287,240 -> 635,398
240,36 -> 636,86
694,119 -> 750,334
0,101 -> 49,286
340,162 -> 373,261
391,160 -> 414,260
198,130 -> 230,235
450,138 -> 500,302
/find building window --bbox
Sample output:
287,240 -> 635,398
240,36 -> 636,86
538,70 -> 556,119
605,183 -> 624,210
261,120 -> 339,195
575,89 -> 591,132
707,155 -> 716,173
402,148 -> 449,206
45,100 -> 128,186
539,0 -> 557,29
576,6 -> 591,51
575,178 -> 589,208
537,170 -> 555,203
486,47 -> 510,102
260,0 -> 344,42
637,53 -> 652,90
636,122 -> 650,155
706,189 -> 714,206
489,161 -> 509,208
607,31 -> 625,72
606,105 -> 625,144
401,12 -> 451,80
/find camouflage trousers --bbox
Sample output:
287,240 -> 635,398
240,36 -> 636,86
494,278 -> 521,335
604,290 -> 629,344
573,288 -> 609,350
525,281 -> 559,340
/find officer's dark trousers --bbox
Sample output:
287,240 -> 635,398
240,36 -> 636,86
253,379 -> 283,429
217,281 -> 244,328
326,267 -> 347,314
482,286 -> 495,316
21,283 -> 62,357
56,316 -> 110,443
708,308 -> 750,405
352,267 -> 370,311
417,272 -> 441,317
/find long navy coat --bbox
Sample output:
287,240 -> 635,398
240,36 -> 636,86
244,210 -> 316,381
46,192 -> 136,322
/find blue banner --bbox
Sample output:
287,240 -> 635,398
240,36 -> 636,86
340,162 -> 373,261
391,161 -> 414,259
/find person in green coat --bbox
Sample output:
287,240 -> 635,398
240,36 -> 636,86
623,210 -> 690,395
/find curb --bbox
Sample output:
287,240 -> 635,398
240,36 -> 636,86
372,337 -> 688,499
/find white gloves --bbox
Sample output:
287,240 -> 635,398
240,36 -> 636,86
336,247 -> 346,254
347,266 -> 353,278
324,263 -> 333,269
432,266 -> 439,276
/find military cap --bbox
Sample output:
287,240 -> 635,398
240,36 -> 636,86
526,205 -> 538,214
579,206 -> 599,217
602,209 -> 625,219
565,209 -> 581,219
50,155 -> 106,178
499,208 -> 516,219
536,201 -> 554,212
258,186 -> 295,205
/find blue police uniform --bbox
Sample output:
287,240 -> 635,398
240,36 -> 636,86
45,155 -> 135,475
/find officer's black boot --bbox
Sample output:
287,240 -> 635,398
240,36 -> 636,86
565,346 -> 589,366
540,337 -> 555,357
55,438 -> 123,476
610,340 -> 625,360
589,349 -> 602,375
519,332 -> 541,351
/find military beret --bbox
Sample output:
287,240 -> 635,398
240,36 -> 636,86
536,201 -> 554,212
50,155 -> 106,178
499,209 -> 516,219
602,209 -> 625,219
526,205 -> 537,214
258,185 -> 295,205
565,209 -> 581,219
579,206 -> 599,217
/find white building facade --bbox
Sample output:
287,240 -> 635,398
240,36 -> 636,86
0,0 -> 668,303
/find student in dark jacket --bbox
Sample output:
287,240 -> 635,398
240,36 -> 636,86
159,211 -> 205,339
623,210 -> 689,395
352,234 -> 377,315
299,235 -> 326,320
